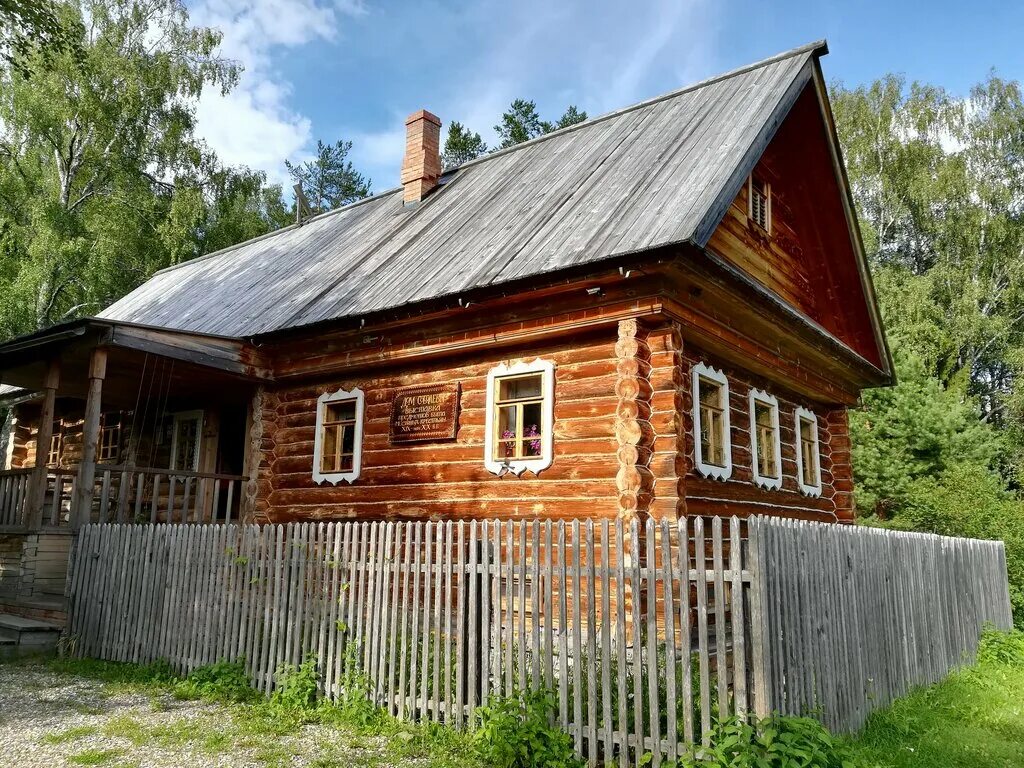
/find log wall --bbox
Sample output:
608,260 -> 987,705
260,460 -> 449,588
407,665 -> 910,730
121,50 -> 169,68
680,345 -> 854,523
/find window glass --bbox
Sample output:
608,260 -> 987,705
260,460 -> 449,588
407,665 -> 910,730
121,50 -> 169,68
321,401 -> 357,474
799,417 -> 818,486
754,402 -> 779,479
698,377 -> 726,468
171,413 -> 202,471
494,372 -> 546,462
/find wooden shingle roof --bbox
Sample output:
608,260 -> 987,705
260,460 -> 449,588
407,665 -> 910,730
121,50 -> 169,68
100,42 -> 826,338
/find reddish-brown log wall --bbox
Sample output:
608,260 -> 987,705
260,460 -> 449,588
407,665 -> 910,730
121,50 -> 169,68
680,344 -> 854,523
258,319 -> 688,522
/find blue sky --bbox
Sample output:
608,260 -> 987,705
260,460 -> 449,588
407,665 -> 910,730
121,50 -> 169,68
188,0 -> 1024,190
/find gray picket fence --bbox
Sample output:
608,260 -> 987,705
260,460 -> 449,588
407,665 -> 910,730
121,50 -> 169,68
748,517 -> 1014,733
65,516 -> 1012,766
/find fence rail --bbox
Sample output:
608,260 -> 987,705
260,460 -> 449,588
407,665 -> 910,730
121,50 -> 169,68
65,516 -> 1013,766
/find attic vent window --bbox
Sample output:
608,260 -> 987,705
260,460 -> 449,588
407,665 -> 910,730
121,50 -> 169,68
749,175 -> 770,232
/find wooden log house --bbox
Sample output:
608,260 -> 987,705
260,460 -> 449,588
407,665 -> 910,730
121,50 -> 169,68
0,41 -> 891,615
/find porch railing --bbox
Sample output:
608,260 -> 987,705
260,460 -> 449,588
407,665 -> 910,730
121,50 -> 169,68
0,468 -> 32,529
88,465 -> 247,526
0,465 -> 248,530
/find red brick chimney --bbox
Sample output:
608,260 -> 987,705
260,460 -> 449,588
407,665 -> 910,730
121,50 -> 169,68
400,109 -> 442,205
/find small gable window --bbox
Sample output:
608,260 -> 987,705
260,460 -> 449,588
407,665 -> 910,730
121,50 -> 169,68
485,359 -> 555,476
795,407 -> 822,497
692,362 -> 731,480
313,388 -> 365,485
749,174 -> 770,232
749,389 -> 781,490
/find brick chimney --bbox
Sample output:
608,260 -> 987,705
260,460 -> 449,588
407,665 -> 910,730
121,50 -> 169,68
400,109 -> 442,205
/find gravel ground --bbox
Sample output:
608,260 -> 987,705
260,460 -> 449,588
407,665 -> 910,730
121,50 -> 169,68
0,660 -> 401,767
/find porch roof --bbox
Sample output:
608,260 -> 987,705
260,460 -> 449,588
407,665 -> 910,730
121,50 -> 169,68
0,318 -> 268,406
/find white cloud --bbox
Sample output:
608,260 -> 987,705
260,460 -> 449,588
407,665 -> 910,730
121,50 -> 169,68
345,0 -> 721,189
190,0 -> 364,183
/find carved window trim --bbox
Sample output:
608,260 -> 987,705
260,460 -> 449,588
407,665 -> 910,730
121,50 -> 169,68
794,406 -> 822,497
313,388 -> 365,485
484,359 -> 555,477
692,362 -> 732,481
748,389 -> 782,490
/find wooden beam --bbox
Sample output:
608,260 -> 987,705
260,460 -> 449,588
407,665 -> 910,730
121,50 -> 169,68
73,347 -> 107,529
26,359 -> 59,528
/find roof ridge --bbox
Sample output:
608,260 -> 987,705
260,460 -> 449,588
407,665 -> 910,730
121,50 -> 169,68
142,39 -> 826,281
448,39 -> 827,174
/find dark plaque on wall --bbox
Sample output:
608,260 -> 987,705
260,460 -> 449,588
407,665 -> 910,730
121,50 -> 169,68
389,383 -> 460,443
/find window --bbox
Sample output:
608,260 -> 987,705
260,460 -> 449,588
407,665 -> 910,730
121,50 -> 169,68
748,390 -> 782,490
794,407 -> 822,496
313,388 -> 364,484
98,414 -> 121,463
692,362 -> 731,480
170,410 -> 203,472
47,422 -> 62,467
484,359 -> 555,476
749,174 -> 770,232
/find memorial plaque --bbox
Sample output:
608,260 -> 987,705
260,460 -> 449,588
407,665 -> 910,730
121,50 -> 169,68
389,383 -> 460,443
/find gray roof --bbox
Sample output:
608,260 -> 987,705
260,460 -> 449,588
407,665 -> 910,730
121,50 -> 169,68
100,42 -> 824,338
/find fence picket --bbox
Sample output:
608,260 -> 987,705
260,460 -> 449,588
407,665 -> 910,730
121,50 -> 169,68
64,516 -> 1011,765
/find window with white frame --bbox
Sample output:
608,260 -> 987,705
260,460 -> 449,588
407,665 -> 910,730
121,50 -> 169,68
692,362 -> 731,480
484,359 -> 554,476
794,407 -> 822,496
748,389 -> 782,490
749,174 -> 770,232
313,388 -> 364,484
170,410 -> 203,472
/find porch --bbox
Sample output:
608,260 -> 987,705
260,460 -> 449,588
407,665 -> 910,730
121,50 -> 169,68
0,317 -> 266,614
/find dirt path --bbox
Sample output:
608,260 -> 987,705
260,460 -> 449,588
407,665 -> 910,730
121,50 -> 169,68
0,661 -> 402,767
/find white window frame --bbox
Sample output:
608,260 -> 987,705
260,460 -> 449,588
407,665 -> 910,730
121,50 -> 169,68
748,174 -> 771,233
170,410 -> 204,472
484,359 -> 555,477
794,406 -> 823,497
312,387 -> 365,485
691,362 -> 732,481
748,389 -> 782,490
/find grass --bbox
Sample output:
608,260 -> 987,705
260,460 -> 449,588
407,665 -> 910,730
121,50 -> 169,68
21,654 -> 482,768
844,628 -> 1024,768
67,748 -> 124,765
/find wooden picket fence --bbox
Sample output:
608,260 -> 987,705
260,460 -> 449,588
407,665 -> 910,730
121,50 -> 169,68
749,517 -> 1014,734
64,516 -> 1013,765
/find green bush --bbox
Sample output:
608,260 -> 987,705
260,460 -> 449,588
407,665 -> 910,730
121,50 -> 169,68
883,463 -> 1024,628
667,715 -> 863,768
976,626 -> 1024,666
174,659 -> 259,703
473,689 -> 583,768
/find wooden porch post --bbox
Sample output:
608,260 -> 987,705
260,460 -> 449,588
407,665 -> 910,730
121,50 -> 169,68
73,347 -> 107,529
26,359 -> 60,528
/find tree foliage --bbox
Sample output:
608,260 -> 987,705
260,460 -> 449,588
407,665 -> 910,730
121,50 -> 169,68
0,0 -> 81,73
285,139 -> 371,214
0,0 -> 376,340
836,73 -> 1024,625
493,99 -> 587,150
442,121 -> 487,170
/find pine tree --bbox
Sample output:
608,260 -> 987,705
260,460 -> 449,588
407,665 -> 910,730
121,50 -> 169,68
442,121 -> 487,169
